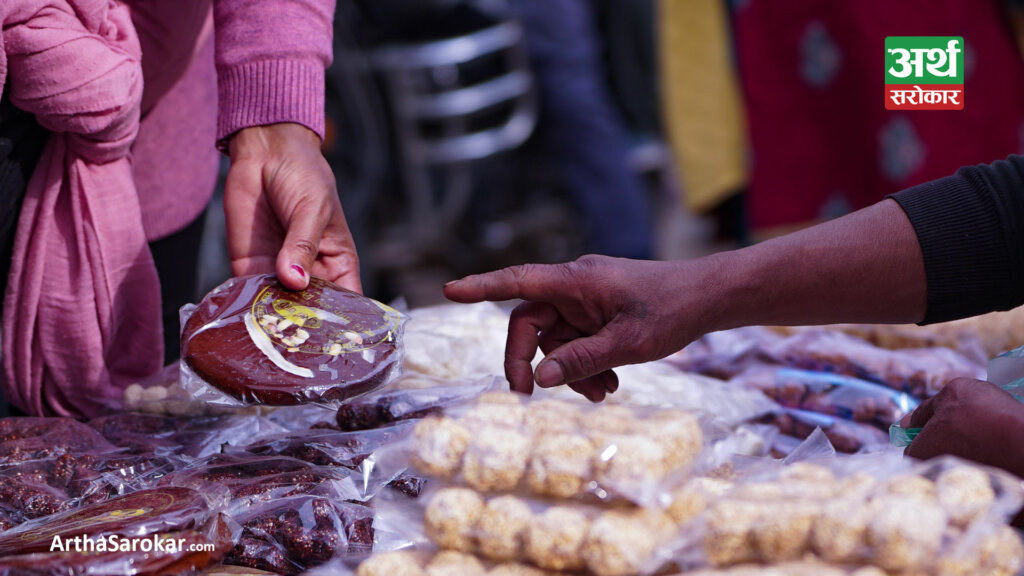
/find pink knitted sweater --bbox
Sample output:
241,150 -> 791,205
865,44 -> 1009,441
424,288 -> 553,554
0,0 -> 336,418
135,0 -> 336,241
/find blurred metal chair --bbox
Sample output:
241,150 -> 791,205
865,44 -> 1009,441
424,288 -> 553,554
335,0 -> 537,267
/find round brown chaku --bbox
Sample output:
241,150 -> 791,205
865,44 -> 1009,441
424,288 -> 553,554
182,275 -> 401,405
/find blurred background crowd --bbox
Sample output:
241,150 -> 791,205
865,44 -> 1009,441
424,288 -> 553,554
196,0 -> 1024,307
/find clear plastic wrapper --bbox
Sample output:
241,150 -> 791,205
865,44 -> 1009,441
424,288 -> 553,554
753,408 -> 889,454
162,453 -> 364,512
334,378 -> 491,432
408,391 -> 707,506
88,411 -> 287,458
666,327 -> 785,380
0,487 -> 215,556
400,301 -> 512,380
733,367 -> 918,429
0,418 -> 119,464
225,494 -> 374,575
120,363 -> 266,417
666,454 -> 1024,575
181,274 -> 407,407
232,423 -> 416,501
414,487 -> 676,576
567,362 -> 775,426
87,412 -> 270,459
769,329 -> 984,397
0,530 -> 224,576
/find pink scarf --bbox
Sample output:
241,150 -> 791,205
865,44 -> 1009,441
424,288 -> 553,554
1,0 -> 162,417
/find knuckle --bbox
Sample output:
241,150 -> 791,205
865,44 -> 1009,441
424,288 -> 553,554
291,239 -> 319,259
566,342 -> 601,379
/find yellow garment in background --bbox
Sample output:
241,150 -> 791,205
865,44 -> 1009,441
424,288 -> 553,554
659,0 -> 749,213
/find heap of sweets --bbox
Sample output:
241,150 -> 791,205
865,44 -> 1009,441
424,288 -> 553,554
226,494 -> 374,575
181,274 -> 406,406
669,457 -> 1024,576
409,391 -> 705,503
768,330 -> 983,398
161,453 -> 373,574
422,487 -> 677,576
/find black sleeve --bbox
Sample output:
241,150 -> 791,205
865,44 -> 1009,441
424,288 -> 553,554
888,154 -> 1024,324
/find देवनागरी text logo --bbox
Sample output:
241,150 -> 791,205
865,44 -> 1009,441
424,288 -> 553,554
885,37 -> 963,110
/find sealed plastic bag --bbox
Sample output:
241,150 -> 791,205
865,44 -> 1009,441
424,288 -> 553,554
734,368 -> 918,429
334,378 -> 491,432
408,391 -> 707,506
225,495 -> 374,575
769,329 -> 983,397
415,487 -> 675,575
0,418 -> 119,464
181,274 -> 407,406
88,411 -> 287,458
234,423 -> 416,501
163,453 -> 363,512
0,487 -> 214,556
753,408 -> 889,454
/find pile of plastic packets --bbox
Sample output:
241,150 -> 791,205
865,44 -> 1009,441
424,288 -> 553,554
0,302 -> 1020,576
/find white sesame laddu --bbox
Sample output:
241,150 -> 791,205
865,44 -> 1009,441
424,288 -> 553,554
356,551 -> 426,576
581,509 -> 672,576
935,465 -> 996,526
425,550 -> 487,576
522,398 -> 583,434
526,433 -> 594,498
461,426 -> 532,492
476,495 -> 533,561
411,416 -> 471,478
866,496 -> 946,572
425,487 -> 485,552
524,506 -> 590,571
593,433 -> 671,493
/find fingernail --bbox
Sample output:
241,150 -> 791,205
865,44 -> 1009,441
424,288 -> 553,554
445,279 -> 462,287
586,389 -> 603,403
605,380 -> 618,394
291,265 -> 306,278
535,360 -> 564,388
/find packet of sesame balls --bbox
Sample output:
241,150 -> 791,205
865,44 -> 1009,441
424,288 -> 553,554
407,390 -> 713,506
413,486 -> 678,576
666,453 -> 1024,575
180,274 -> 407,407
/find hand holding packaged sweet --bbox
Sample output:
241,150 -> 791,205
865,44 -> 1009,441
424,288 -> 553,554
181,274 -> 407,407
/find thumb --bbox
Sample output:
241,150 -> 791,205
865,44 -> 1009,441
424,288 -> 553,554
276,199 -> 328,291
534,328 -> 631,388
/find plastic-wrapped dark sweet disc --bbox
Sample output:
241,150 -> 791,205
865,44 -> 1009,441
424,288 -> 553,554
0,487 -> 210,555
182,275 -> 406,406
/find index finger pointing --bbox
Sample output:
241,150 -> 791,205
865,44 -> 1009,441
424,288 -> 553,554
444,263 -> 566,303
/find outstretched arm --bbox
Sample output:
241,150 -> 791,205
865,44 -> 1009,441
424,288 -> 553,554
445,198 -> 925,400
